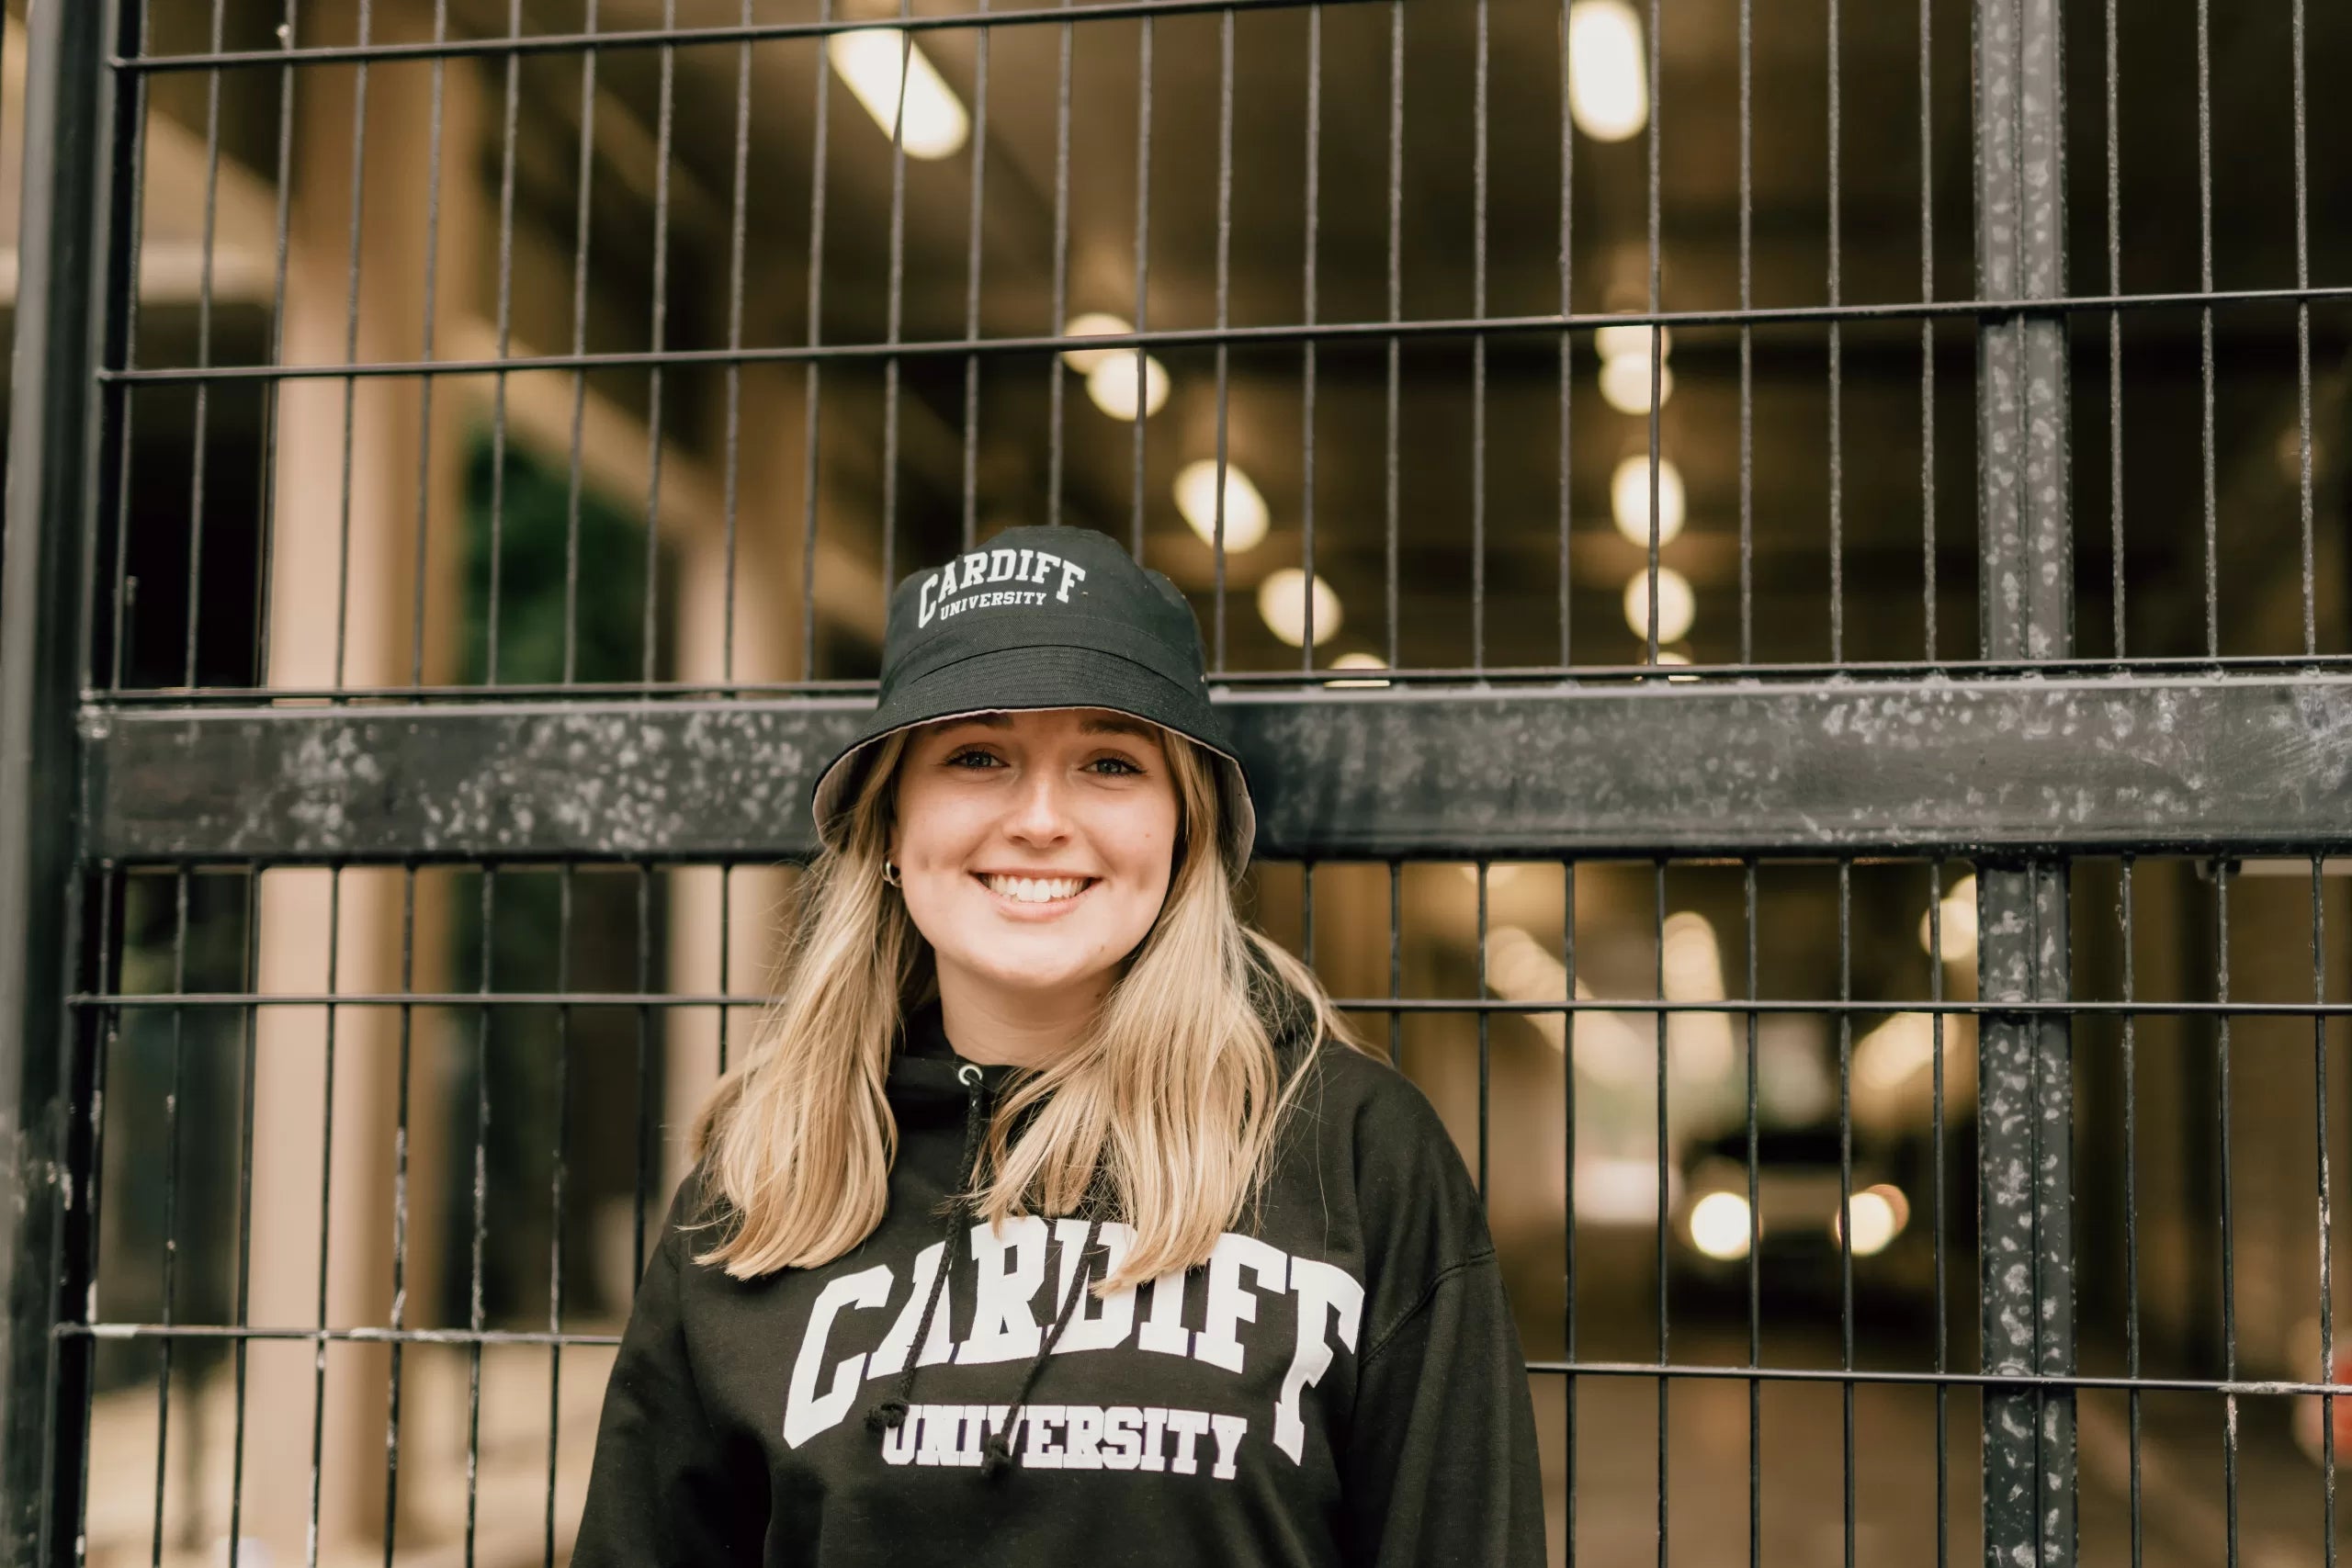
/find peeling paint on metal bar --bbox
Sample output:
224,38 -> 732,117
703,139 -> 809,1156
81,677 -> 2352,863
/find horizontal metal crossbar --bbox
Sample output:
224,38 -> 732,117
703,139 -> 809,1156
85,676 -> 2352,863
95,283 -> 2352,387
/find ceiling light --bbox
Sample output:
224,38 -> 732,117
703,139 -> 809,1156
1567,0 -> 1650,143
1600,355 -> 1676,414
1689,1191 -> 1753,1261
1258,568 -> 1342,648
826,28 -> 969,161
1173,458 -> 1271,552
1836,1186 -> 1910,1258
1084,354 -> 1170,420
1061,312 -> 1136,374
1917,874 -> 1978,961
1611,455 -> 1686,545
1595,321 -> 1673,364
1086,355 -> 1170,421
1622,566 -> 1695,643
1329,651 -> 1391,689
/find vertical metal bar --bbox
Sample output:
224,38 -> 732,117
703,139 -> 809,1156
2217,861 -> 2240,1566
2290,0 -> 2314,655
1826,0 -> 1843,664
1837,862 -> 1855,1568
1641,0 -> 1663,668
1469,0 -> 1488,671
1046,2 -> 1073,529
1744,861 -> 1760,1568
1557,0 -> 1573,668
381,865 -> 420,1565
305,871 -> 345,1568
1302,6 -> 1321,673
487,0 -> 522,685
881,8 -> 913,617
2315,855 -> 2336,1568
1929,863 -> 1950,1568
1383,0 -> 1402,668
1128,17 -> 1154,559
2195,0 -> 2217,659
1475,864 -> 1489,1196
1562,858 -> 1578,1568
465,869 -> 495,1562
799,0 -> 833,682
561,4 -> 603,686
1651,859 -> 1668,1568
253,0 -> 302,688
2104,0 -> 2121,659
182,0 -> 227,690
150,875 -> 187,1565
1385,863 -> 1402,1068
961,0 -> 993,558
68,871 -> 120,1568
1973,0 -> 2075,1553
0,0 -> 121,1548
408,1 -> 450,689
722,0 -> 752,682
1920,0 -> 1937,661
332,2 -> 377,691
223,873 -> 262,1551
2121,859 -> 2142,1568
1212,8 -> 1233,666
641,1 -> 679,682
1736,0 -> 1753,665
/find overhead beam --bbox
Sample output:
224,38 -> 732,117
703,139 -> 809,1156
85,676 -> 2352,863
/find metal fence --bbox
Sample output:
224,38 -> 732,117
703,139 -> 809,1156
1,0 -> 2348,1563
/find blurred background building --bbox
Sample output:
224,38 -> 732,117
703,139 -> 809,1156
0,0 -> 2348,1563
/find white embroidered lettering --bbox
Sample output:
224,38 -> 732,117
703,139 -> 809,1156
1051,1218 -> 1137,1355
1136,1270 -> 1192,1357
1274,1258 -> 1364,1463
917,570 -> 943,627
1164,1407 -> 1211,1476
1196,1233 -> 1286,1374
780,1264 -> 893,1448
960,1217 -> 1047,1365
868,1241 -> 947,1378
1209,1414 -> 1248,1481
1056,558 -> 1090,602
1100,1405 -> 1144,1471
1062,1405 -> 1104,1470
989,547 -> 1018,582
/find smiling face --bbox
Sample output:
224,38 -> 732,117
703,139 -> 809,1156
888,706 -> 1182,1022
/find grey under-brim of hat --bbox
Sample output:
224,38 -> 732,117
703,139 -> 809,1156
809,645 -> 1256,875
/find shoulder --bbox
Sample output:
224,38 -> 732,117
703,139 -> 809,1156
1278,1039 -> 1495,1302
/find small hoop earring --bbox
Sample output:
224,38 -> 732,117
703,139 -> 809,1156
882,861 -> 901,887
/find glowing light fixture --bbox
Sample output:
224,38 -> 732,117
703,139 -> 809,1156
1567,0 -> 1650,143
1836,1185 -> 1911,1258
1087,357 -> 1170,420
1595,321 -> 1673,363
1600,354 -> 1676,414
1611,454 -> 1686,545
1258,568 -> 1342,648
827,29 -> 969,161
1623,566 -> 1695,643
1173,459 -> 1271,552
1917,873 -> 1979,961
1689,1191 -> 1754,1261
1329,651 -> 1391,688
1060,312 -> 1136,373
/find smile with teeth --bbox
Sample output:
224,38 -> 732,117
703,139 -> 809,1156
978,873 -> 1096,905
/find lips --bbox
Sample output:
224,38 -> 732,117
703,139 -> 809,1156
975,873 -> 1097,906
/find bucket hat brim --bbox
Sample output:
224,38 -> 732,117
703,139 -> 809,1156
810,644 -> 1255,877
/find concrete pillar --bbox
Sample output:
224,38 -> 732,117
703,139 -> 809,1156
241,16 -> 481,1558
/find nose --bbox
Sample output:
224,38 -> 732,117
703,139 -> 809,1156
1001,763 -> 1074,845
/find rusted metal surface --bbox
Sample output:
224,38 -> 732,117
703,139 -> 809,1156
84,676 -> 2352,863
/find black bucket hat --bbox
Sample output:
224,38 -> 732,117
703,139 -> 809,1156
810,525 -> 1256,876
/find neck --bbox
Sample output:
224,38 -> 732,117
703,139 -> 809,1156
934,967 -> 1110,1069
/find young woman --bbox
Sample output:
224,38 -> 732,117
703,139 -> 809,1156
572,525 -> 1544,1565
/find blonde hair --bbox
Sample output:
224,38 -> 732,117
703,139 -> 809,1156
688,722 -> 1362,1292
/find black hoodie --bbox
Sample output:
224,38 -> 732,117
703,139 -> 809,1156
571,998 -> 1546,1566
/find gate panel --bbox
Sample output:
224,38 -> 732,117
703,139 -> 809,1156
3,1 -> 2350,1565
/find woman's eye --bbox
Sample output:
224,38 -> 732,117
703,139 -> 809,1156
1089,755 -> 1145,777
945,748 -> 1002,769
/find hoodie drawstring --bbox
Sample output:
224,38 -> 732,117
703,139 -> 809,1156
863,1058 -> 1112,1482
865,1061 -> 990,1438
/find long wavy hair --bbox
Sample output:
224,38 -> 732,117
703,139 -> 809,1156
688,719 -> 1361,1292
